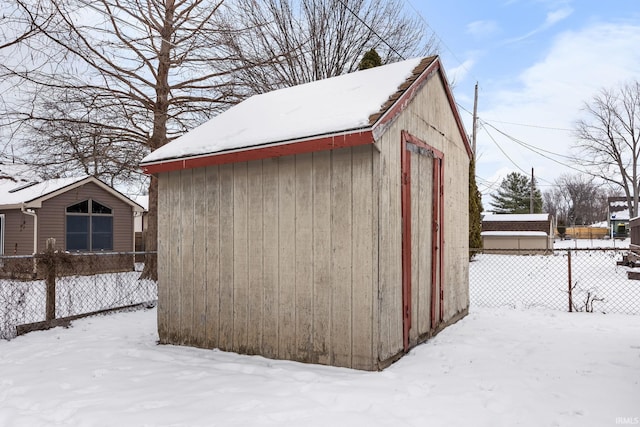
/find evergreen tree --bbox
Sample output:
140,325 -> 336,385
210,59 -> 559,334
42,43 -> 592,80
358,49 -> 382,70
469,157 -> 483,250
490,172 -> 543,214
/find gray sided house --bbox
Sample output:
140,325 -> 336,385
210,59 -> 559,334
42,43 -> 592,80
141,56 -> 472,370
481,213 -> 554,252
0,167 -> 144,257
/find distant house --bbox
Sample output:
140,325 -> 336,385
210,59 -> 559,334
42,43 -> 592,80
141,56 -> 472,370
131,195 -> 149,252
0,163 -> 144,256
608,197 -> 629,238
481,213 -> 554,252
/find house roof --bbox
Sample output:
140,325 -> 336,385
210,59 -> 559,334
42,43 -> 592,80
483,213 -> 551,222
610,211 -> 630,220
0,172 -> 145,212
140,56 -> 472,174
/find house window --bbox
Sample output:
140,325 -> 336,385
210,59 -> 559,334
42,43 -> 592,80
66,200 -> 113,251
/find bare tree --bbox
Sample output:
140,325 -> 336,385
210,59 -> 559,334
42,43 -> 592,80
2,0 -> 436,280
220,0 -> 438,94
0,0 -> 53,50
574,81 -> 640,218
543,174 -> 609,226
543,187 -> 567,224
2,0 -> 277,279
19,98 -> 142,186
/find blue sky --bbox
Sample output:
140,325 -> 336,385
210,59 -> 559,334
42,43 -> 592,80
415,0 -> 640,205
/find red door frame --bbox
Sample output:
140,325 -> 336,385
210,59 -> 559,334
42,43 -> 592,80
401,131 -> 444,352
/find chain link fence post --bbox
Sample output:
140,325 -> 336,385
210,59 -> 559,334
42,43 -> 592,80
44,238 -> 57,322
567,250 -> 573,313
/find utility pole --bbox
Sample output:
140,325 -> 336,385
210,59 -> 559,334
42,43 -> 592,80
472,82 -> 478,157
530,167 -> 534,214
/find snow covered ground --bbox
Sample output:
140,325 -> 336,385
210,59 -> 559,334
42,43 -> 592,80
470,238 -> 640,315
554,237 -> 630,249
1,306 -> 639,426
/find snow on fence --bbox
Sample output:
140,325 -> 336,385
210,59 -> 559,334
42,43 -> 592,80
0,248 -> 157,339
470,248 -> 640,314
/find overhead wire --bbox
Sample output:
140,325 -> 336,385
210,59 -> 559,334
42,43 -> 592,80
335,0 -> 405,59
480,120 -> 592,179
480,121 -> 529,176
482,118 -> 573,132
402,0 -> 477,81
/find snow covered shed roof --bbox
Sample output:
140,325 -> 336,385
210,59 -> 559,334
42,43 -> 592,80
481,231 -> 549,237
140,56 -> 472,174
0,174 -> 145,212
483,214 -> 551,222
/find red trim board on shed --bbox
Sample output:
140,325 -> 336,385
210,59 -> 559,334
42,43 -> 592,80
141,131 -> 374,175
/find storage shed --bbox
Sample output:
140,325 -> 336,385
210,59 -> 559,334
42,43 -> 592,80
481,213 -> 554,252
140,56 -> 472,370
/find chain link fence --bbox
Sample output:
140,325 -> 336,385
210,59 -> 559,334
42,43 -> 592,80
470,248 -> 640,315
0,251 -> 157,340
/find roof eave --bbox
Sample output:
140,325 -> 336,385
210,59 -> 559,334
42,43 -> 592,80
0,202 -> 41,210
141,128 -> 374,175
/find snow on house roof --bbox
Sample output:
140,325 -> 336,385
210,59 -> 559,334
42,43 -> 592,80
141,57 -> 434,165
1,175 -> 89,207
483,214 -> 550,222
610,210 -> 630,220
610,201 -> 627,208
0,174 -> 144,211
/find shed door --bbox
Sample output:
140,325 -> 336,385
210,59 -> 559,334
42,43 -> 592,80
401,132 -> 444,352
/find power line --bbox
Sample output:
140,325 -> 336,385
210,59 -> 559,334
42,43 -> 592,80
480,120 -> 594,180
403,0 -> 476,80
481,122 -> 529,176
480,123 -> 555,186
456,102 -> 473,116
482,118 -> 573,132
481,120 -> 575,161
335,0 -> 405,59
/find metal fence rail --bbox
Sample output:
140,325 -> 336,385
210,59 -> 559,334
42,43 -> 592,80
0,251 -> 157,339
470,248 -> 640,315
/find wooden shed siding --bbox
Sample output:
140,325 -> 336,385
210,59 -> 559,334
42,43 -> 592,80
157,172 -> 170,343
192,167 -> 208,346
247,160 -> 264,355
410,153 -> 434,343
0,209 -> 35,255
311,150 -> 332,365
158,146 -> 378,369
376,70 -> 469,357
295,153 -> 313,361
376,113 -> 403,362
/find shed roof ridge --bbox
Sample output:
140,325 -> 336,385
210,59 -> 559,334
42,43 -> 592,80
367,56 -> 437,125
